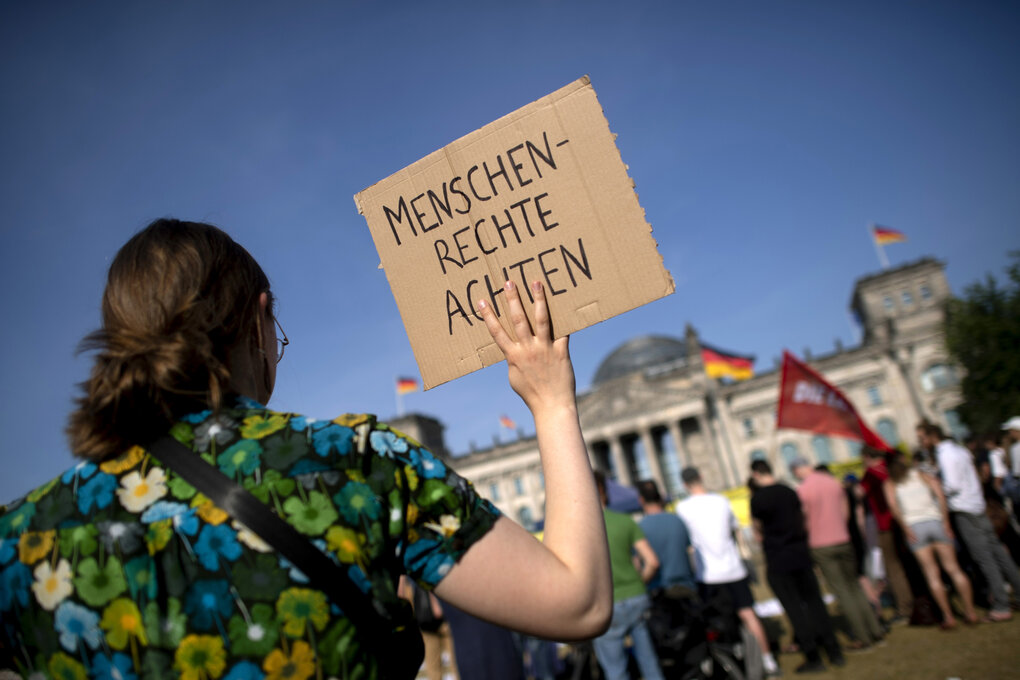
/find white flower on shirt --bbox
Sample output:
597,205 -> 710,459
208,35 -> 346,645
31,558 -> 73,610
232,520 -> 272,553
116,468 -> 168,513
423,514 -> 460,538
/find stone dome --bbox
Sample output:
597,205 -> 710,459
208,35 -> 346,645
592,335 -> 688,386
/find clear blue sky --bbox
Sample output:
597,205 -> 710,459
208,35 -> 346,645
2,1 -> 1017,502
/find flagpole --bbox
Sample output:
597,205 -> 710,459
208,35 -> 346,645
395,377 -> 403,417
869,223 -> 890,270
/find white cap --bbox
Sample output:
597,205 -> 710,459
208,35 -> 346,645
1001,416 -> 1020,431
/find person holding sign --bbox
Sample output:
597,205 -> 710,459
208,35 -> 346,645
0,219 -> 611,679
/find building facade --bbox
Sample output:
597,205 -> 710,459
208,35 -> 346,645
400,258 -> 964,529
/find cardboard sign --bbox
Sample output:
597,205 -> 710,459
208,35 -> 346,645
355,76 -> 674,389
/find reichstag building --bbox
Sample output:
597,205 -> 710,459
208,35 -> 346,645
392,257 -> 963,529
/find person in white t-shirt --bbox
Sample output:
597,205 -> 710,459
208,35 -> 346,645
919,421 -> 1020,621
676,467 -> 779,676
1003,416 -> 1020,478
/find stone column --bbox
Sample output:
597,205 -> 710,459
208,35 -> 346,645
667,421 -> 687,467
640,427 -> 666,491
608,435 -> 631,486
698,411 -> 733,490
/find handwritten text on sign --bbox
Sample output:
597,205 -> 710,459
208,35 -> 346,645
381,132 -> 592,335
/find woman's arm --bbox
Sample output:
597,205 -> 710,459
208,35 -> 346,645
921,470 -> 954,540
433,280 -> 612,640
883,478 -> 915,544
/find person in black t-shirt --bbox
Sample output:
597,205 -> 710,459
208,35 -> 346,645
750,460 -> 844,674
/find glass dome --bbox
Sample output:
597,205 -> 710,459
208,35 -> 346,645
592,335 -> 687,386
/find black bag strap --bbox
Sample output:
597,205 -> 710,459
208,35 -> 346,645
148,434 -> 423,676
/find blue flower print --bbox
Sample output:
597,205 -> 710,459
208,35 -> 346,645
193,524 -> 243,571
54,600 -> 102,652
125,555 -> 158,601
0,561 -> 32,611
184,579 -> 234,631
0,501 -> 35,538
0,538 -> 15,564
288,459 -> 331,477
141,500 -> 190,523
172,507 -> 200,537
312,424 -> 354,457
181,409 -> 212,424
93,652 -> 138,680
223,660 -> 265,680
403,538 -> 454,587
277,553 -> 309,583
370,430 -> 409,458
289,415 -> 329,432
334,481 -> 382,524
77,473 -> 118,514
61,460 -> 97,485
217,439 -> 263,477
235,395 -> 265,411
410,447 -> 448,480
347,564 -> 372,594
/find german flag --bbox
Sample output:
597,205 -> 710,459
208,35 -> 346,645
701,343 -> 754,381
396,377 -> 419,395
872,225 -> 906,245
499,415 -> 517,430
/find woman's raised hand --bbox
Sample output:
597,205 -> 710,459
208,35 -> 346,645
477,280 -> 575,414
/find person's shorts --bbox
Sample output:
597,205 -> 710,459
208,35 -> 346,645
699,577 -> 755,610
907,519 -> 950,551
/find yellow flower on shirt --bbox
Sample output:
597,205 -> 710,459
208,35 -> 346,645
19,530 -> 55,565
100,446 -> 145,474
263,640 -> 316,680
31,558 -> 73,610
175,635 -> 227,680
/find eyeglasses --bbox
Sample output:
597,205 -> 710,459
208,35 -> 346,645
273,316 -> 289,364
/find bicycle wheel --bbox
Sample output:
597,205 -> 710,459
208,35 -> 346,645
679,647 -> 746,680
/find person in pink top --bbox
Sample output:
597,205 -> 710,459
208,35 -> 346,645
793,459 -> 886,649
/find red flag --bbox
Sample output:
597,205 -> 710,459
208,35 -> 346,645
499,415 -> 517,430
776,351 -> 894,452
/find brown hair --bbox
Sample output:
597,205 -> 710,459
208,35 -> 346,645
66,219 -> 271,461
887,452 -> 909,484
916,419 -> 945,440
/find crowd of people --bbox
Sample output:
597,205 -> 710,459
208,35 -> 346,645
579,416 -> 1020,680
2,219 -> 1018,680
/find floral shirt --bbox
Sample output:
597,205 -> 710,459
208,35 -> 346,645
0,397 -> 500,680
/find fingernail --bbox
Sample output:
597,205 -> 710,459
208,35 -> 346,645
532,280 -> 542,292
505,280 -> 514,291
477,299 -> 487,310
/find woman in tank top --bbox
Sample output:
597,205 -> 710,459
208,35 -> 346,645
883,453 -> 978,628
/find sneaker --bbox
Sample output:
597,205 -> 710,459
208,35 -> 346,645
887,615 -> 909,627
794,660 -> 826,674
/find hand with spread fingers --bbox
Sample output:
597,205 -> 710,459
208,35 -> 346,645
432,278 -> 612,641
477,279 -> 575,414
